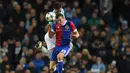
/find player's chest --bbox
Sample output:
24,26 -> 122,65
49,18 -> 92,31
56,25 -> 70,32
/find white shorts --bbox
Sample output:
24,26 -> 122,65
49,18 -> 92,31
44,32 -> 56,50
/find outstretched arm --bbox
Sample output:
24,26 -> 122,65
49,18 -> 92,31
48,24 -> 56,38
48,28 -> 55,38
70,22 -> 80,38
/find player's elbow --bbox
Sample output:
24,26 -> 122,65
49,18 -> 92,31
49,31 -> 55,38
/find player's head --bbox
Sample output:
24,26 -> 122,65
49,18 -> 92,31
53,2 -> 62,13
56,13 -> 65,25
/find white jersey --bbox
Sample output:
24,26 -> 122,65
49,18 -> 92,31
44,32 -> 56,50
44,8 -> 65,50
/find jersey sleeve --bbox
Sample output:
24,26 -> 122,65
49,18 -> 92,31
70,21 -> 77,32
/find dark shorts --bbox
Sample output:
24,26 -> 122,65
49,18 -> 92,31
50,45 -> 71,61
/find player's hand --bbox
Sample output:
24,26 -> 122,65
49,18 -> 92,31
72,31 -> 80,38
72,35 -> 79,38
35,41 -> 42,49
72,34 -> 79,39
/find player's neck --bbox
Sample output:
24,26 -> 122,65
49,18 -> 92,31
61,20 -> 67,26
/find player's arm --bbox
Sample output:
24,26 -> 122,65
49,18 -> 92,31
48,24 -> 56,38
72,29 -> 79,38
48,29 -> 55,38
70,22 -> 80,38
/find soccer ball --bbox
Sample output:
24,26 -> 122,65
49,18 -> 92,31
45,12 -> 56,22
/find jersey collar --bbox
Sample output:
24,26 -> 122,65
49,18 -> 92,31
61,20 -> 67,26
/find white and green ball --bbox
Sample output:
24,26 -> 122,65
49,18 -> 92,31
45,12 -> 56,22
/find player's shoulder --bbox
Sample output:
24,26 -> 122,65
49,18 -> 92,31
66,20 -> 73,25
66,20 -> 72,23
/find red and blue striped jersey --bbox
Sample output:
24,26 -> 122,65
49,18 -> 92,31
52,20 -> 76,46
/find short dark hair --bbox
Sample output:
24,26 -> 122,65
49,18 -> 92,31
53,2 -> 62,10
56,13 -> 64,18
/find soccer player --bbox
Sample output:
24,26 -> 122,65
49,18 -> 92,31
44,1 -> 65,52
49,13 -> 79,73
44,2 -> 69,72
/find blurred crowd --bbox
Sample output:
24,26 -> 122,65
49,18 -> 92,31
0,0 -> 130,73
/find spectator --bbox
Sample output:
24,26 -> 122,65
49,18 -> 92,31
75,7 -> 83,18
106,71 -> 112,73
0,3 -> 7,21
33,52 -> 45,73
25,69 -> 31,73
14,41 -> 22,65
0,56 -> 12,73
15,64 -> 24,73
19,57 -> 27,70
124,46 -> 130,59
121,35 -> 129,51
35,0 -> 46,17
87,55 -> 97,70
107,64 -> 114,72
0,41 -> 8,57
10,70 -> 15,73
117,53 -> 130,73
91,57 -> 106,73
80,16 -> 90,32
98,19 -> 106,31
71,12 -> 81,28
99,0 -> 113,24
100,69 -> 105,73
82,0 -> 93,19
88,12 -> 100,27
26,49 -> 34,63
14,20 -> 27,41
12,4 -> 25,24
36,12 -> 47,40
29,8 -> 36,18
112,67 -> 118,73
7,38 -> 15,68
106,49 -> 119,64
5,17 -> 17,39
81,49 -> 92,61
21,46 -> 28,57
73,0 -> 79,8
27,61 -> 38,73
42,66 -> 49,73
64,5 -> 73,19
22,35 -> 31,49
25,13 -> 31,30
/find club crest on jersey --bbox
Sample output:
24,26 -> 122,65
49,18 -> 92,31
65,25 -> 69,30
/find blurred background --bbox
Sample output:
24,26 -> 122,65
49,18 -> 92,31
0,0 -> 130,73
